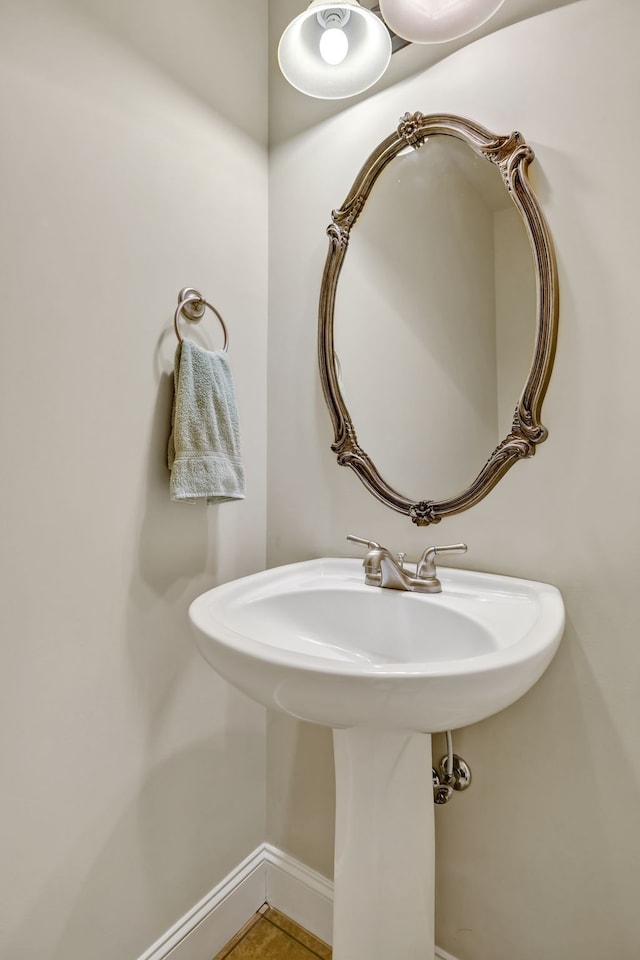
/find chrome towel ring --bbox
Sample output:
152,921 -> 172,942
174,287 -> 229,350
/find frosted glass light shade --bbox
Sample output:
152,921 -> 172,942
278,0 -> 392,100
378,0 -> 506,44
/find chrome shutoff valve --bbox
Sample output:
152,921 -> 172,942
432,733 -> 472,804
432,767 -> 454,805
439,754 -> 473,792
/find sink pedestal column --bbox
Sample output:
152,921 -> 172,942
332,727 -> 435,960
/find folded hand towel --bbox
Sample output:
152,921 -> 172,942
168,340 -> 246,503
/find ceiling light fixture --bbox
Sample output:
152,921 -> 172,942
278,0 -> 392,100
378,0 -> 506,44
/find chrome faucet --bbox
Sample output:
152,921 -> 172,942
347,535 -> 467,594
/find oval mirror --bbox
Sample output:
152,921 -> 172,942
318,113 -> 558,525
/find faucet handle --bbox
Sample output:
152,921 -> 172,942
435,542 -> 467,555
346,535 -> 382,550
417,543 -> 467,578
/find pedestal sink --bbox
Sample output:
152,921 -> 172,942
190,558 -> 564,959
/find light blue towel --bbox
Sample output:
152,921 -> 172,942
167,340 -> 246,503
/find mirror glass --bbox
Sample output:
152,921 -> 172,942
333,135 -> 536,501
318,114 -> 558,525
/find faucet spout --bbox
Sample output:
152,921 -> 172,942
368,549 -> 414,591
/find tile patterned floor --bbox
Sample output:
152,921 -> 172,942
213,906 -> 332,960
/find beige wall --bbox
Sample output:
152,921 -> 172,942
267,1 -> 640,958
0,1 -> 268,958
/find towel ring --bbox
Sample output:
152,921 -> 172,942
174,287 -> 229,350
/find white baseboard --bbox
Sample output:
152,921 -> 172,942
263,844 -> 333,946
136,846 -> 266,960
137,842 -> 459,960
435,948 -> 462,960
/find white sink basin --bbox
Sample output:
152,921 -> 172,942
190,556 -> 564,959
189,557 -> 564,732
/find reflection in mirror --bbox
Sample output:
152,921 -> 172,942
318,114 -> 558,525
334,135 -> 536,500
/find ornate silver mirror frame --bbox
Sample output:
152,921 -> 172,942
318,112 -> 559,526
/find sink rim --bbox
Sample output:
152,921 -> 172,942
189,557 -> 565,680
